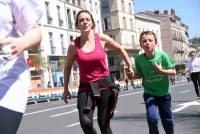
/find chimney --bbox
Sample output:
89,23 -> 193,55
171,8 -> 175,16
154,10 -> 160,15
164,10 -> 168,15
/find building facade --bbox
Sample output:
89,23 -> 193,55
28,0 -> 102,89
101,0 -> 139,80
135,9 -> 190,73
135,14 -> 162,52
27,1 -> 191,90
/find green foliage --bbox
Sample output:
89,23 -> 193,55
189,37 -> 200,48
32,54 -> 48,71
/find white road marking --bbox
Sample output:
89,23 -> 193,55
50,109 -> 78,117
173,100 -> 200,113
24,104 -> 76,116
171,83 -> 188,88
25,91 -> 144,116
180,90 -> 190,94
65,111 -> 118,128
119,91 -> 144,97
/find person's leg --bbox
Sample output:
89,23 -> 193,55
191,73 -> 200,97
96,89 -> 113,134
196,72 -> 200,97
187,77 -> 190,83
143,94 -> 159,134
77,91 -> 97,134
158,95 -> 174,134
0,106 -> 23,134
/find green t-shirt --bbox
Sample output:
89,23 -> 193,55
135,51 -> 175,96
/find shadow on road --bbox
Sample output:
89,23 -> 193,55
174,112 -> 200,130
113,113 -> 146,121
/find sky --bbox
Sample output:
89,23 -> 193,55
133,0 -> 200,39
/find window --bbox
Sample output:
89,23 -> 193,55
57,5 -> 63,27
69,36 -> 73,43
49,32 -> 55,54
123,17 -> 126,29
130,18 -> 133,30
101,0 -> 109,14
132,35 -> 135,45
77,0 -> 81,6
72,0 -> 76,5
73,10 -> 77,29
57,5 -> 61,19
104,17 -> 111,30
45,2 -> 52,24
67,9 -> 72,29
121,0 -> 125,12
89,0 -> 93,13
129,3 -> 132,13
60,34 -> 66,55
95,2 -> 98,13
96,20 -> 100,32
73,10 -> 76,23
30,70 -> 40,77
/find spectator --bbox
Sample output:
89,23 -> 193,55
125,78 -> 129,90
185,72 -> 190,83
47,82 -> 52,88
54,82 -> 58,87
37,84 -> 41,88
170,76 -> 175,85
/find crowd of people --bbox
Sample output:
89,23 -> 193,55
0,5 -> 197,134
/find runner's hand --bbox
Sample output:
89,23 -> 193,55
125,67 -> 134,79
63,89 -> 71,104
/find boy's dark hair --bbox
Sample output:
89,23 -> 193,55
75,10 -> 96,29
189,50 -> 196,56
139,31 -> 158,44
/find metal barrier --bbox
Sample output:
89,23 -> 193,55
27,79 -> 143,104
27,87 -> 78,104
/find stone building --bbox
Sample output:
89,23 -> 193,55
101,0 -> 138,80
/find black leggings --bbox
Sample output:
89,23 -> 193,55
191,72 -> 200,97
0,106 -> 23,134
77,89 -> 113,134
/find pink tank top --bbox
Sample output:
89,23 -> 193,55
75,33 -> 110,83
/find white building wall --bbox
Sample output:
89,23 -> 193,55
35,0 -> 103,88
135,15 -> 162,52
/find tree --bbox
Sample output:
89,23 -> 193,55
31,54 -> 48,88
32,54 -> 48,71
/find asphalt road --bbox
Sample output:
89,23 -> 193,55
17,82 -> 200,134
